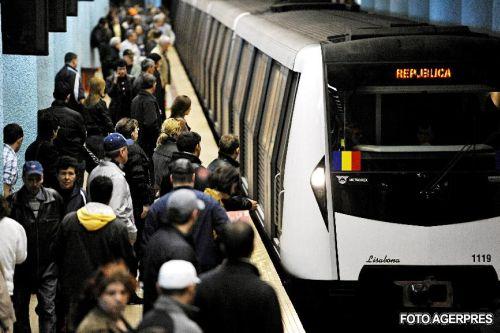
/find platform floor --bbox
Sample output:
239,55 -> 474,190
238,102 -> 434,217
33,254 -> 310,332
28,47 -> 304,332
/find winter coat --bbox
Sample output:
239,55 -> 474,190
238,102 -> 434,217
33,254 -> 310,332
131,91 -> 162,158
55,202 -> 135,302
124,143 -> 154,216
131,73 -> 146,98
143,226 -> 198,313
90,25 -> 112,50
142,187 -> 229,274
39,100 -> 87,163
207,152 -> 240,172
55,65 -> 85,112
87,160 -> 137,243
76,307 -> 134,333
106,74 -> 135,124
152,138 -> 178,191
25,139 -> 60,189
82,100 -> 114,137
139,295 -> 201,333
195,260 -> 283,333
8,187 -> 64,285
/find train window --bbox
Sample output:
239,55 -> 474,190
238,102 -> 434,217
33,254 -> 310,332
241,51 -> 272,198
331,89 -> 500,226
184,5 -> 198,74
231,42 -> 255,135
222,36 -> 244,135
258,63 -> 291,234
209,24 -> 227,127
204,20 -> 220,107
192,11 -> 208,91
342,91 -> 500,149
198,15 -> 213,99
216,29 -> 234,135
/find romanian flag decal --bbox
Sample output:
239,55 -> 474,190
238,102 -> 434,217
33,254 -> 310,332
332,151 -> 361,171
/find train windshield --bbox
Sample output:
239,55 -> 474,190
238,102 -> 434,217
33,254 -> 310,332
329,88 -> 500,225
336,90 -> 500,152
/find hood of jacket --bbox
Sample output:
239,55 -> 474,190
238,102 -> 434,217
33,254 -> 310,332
77,202 -> 116,231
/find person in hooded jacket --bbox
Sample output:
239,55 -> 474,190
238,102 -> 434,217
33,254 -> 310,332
55,175 -> 135,333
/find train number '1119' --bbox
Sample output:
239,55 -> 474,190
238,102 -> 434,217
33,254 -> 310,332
472,254 -> 492,263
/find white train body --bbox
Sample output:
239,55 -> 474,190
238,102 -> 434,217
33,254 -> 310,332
172,0 -> 500,299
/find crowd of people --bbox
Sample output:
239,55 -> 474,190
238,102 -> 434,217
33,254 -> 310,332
0,3 -> 276,333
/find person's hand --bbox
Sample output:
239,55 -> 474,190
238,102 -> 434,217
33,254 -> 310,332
249,200 -> 258,211
141,205 -> 150,219
113,73 -> 118,84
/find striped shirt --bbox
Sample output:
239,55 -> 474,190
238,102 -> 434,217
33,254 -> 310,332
3,143 -> 18,186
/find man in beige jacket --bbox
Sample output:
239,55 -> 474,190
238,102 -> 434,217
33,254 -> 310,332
151,35 -> 172,89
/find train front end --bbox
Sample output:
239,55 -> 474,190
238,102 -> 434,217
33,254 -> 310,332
323,33 -> 500,315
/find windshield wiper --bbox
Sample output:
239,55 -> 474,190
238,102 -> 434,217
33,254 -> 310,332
419,143 -> 476,199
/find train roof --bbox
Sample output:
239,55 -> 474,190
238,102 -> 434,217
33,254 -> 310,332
179,0 -> 499,71
235,8 -> 417,68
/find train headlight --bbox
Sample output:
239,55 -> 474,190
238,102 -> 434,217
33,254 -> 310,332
311,167 -> 325,188
310,157 -> 328,227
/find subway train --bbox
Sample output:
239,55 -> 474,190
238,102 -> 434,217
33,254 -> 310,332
170,0 -> 500,313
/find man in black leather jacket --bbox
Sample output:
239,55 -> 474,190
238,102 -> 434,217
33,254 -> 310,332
9,161 -> 64,333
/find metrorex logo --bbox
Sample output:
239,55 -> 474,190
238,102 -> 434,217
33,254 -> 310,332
336,176 -> 349,184
336,176 -> 368,185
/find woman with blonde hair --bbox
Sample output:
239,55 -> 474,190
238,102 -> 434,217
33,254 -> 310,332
153,118 -> 187,194
83,77 -> 114,137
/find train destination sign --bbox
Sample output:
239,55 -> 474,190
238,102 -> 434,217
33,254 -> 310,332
395,67 -> 452,80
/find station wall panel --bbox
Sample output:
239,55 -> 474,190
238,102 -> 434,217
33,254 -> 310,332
357,0 -> 499,33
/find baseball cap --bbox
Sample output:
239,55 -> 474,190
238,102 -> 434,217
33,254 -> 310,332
158,260 -> 200,289
170,158 -> 194,175
167,189 -> 205,220
103,133 -> 131,152
23,161 -> 43,176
